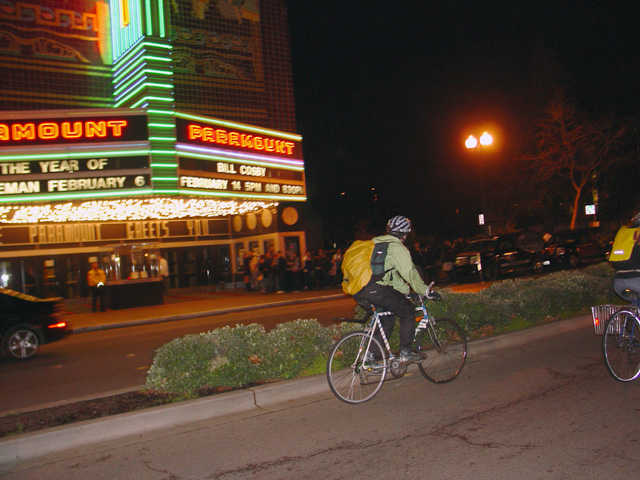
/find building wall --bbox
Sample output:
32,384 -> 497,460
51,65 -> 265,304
170,0 -> 297,132
0,0 -> 113,110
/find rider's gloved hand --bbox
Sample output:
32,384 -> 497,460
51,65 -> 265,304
426,289 -> 442,301
406,292 -> 420,302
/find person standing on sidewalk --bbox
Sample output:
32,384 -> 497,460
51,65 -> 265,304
159,255 -> 170,296
87,262 -> 107,312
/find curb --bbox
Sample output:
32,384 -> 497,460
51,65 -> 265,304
0,375 -> 331,467
0,314 -> 592,466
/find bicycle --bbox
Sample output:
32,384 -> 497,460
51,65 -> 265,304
326,284 -> 468,404
601,290 -> 640,382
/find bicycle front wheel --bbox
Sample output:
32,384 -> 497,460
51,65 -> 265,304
602,310 -> 640,382
326,331 -> 387,404
416,318 -> 467,383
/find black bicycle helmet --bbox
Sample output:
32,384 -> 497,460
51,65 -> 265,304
387,215 -> 412,237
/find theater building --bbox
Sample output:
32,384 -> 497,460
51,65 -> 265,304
0,0 -> 307,303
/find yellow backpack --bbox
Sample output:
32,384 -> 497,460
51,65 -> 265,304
341,240 -> 389,295
609,226 -> 640,270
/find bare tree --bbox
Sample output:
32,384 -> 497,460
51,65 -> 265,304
520,90 -> 627,229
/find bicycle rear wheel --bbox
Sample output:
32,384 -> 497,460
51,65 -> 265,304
326,331 -> 387,404
602,310 -> 640,382
415,318 -> 467,383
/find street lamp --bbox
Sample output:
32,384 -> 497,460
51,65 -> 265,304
465,131 -> 493,234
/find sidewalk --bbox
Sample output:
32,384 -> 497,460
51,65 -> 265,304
64,282 -> 485,333
64,286 -> 349,333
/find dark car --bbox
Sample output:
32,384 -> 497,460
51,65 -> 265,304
543,228 -> 609,269
454,231 -> 546,282
0,288 -> 70,360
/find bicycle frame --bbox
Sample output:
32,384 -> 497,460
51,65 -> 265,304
612,299 -> 640,340
361,298 -> 436,364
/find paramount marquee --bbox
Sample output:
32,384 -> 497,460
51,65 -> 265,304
0,108 -> 308,301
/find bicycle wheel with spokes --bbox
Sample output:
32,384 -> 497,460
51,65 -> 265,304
602,310 -> 640,382
326,331 -> 387,404
415,318 -> 467,383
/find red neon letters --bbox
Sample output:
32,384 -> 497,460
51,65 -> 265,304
187,124 -> 295,156
0,120 -> 128,142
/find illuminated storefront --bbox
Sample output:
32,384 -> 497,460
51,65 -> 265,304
0,1 -> 306,300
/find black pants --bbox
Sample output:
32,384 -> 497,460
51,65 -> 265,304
91,286 -> 105,312
354,282 -> 416,351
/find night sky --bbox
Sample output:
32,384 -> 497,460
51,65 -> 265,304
285,1 -> 640,245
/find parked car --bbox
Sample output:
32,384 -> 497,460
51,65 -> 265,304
0,288 -> 69,360
454,231 -> 545,282
543,228 -> 609,269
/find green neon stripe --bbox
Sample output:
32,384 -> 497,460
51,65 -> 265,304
145,0 -> 153,35
148,123 -> 175,128
147,42 -> 171,49
114,83 -> 147,103
0,189 -> 154,203
115,82 -> 173,106
0,150 -> 151,161
113,74 -> 173,96
123,96 -> 173,108
113,55 -> 149,82
150,164 -> 178,168
113,40 -> 170,70
149,137 -> 177,141
147,109 -> 175,115
176,151 -> 304,171
179,189 -> 307,201
119,40 -> 171,63
113,56 -> 173,84
158,0 -> 166,37
150,149 -> 177,155
113,79 -> 145,98
144,55 -> 171,62
175,112 -> 302,140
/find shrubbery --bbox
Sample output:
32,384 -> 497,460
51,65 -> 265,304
147,263 -> 616,395
426,262 -> 615,335
147,320 -> 360,394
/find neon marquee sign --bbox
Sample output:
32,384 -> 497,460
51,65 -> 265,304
1,120 -> 127,141
176,118 -> 301,160
0,114 -> 149,147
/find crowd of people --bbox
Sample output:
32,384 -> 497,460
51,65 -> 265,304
243,248 -> 345,293
241,237 -> 472,294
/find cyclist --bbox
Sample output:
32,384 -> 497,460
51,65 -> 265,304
354,215 -> 435,364
613,212 -> 640,301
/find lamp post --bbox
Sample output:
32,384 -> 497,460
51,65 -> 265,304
465,131 -> 493,234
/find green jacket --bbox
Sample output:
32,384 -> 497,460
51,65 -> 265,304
373,234 -> 428,295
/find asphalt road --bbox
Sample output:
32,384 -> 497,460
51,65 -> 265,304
7,316 -> 640,479
0,298 -> 356,414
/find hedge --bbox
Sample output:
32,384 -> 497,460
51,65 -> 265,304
147,263 -> 616,395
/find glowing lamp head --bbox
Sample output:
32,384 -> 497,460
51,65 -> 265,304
479,132 -> 493,146
465,135 -> 478,149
